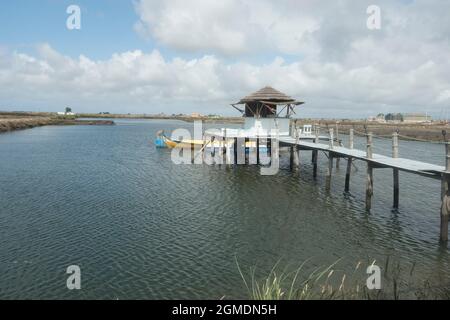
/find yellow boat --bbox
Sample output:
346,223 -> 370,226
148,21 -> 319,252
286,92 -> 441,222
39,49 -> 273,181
157,130 -> 265,150
161,136 -> 259,149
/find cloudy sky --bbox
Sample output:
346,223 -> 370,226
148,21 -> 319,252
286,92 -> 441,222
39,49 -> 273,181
0,0 -> 449,118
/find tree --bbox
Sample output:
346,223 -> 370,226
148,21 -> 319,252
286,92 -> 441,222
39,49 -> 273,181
65,107 -> 72,114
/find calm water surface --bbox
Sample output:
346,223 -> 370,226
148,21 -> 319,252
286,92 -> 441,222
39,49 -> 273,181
0,119 -> 449,299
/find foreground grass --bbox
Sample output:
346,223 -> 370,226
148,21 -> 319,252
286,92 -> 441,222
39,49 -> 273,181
236,258 -> 450,300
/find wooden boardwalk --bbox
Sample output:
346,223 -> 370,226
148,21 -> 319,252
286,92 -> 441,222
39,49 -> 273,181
279,136 -> 445,179
200,127 -> 450,243
277,128 -> 449,244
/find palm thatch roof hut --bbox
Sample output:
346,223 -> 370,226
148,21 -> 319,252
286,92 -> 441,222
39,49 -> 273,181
233,86 -> 304,118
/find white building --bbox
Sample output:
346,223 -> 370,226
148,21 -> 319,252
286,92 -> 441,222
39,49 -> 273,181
206,86 -> 305,138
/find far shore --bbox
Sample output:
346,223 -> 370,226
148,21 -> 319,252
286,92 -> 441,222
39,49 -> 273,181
1,111 -> 449,142
0,112 -> 114,134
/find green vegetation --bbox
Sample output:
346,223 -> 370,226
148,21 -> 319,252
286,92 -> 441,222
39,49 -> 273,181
236,258 -> 450,300
385,113 -> 404,121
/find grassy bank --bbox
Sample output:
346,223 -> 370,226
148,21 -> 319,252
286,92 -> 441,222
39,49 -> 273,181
76,112 -> 245,124
2,111 -> 449,141
293,119 -> 450,142
237,259 -> 450,300
0,115 -> 114,133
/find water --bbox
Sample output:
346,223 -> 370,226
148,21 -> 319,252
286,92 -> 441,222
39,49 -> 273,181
0,119 -> 449,299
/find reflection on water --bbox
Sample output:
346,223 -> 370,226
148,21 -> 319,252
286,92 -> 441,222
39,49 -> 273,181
0,119 -> 448,299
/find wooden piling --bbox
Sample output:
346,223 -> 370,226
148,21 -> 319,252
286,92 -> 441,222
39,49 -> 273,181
366,164 -> 374,211
392,132 -> 399,158
345,129 -> 354,192
349,128 -> 354,150
211,136 -> 216,164
329,128 -> 334,150
392,132 -> 399,209
256,138 -> 260,165
313,133 -> 319,178
290,146 -> 294,171
345,157 -> 352,192
365,133 -> 374,210
366,132 -> 373,159
222,135 -> 226,165
326,152 -> 333,191
244,137 -> 249,165
440,142 -> 450,242
233,137 -> 238,165
335,123 -> 340,169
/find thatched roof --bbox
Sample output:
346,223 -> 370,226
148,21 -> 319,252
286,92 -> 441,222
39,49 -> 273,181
236,86 -> 304,105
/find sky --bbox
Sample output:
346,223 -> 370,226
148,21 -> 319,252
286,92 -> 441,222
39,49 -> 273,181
0,0 -> 449,118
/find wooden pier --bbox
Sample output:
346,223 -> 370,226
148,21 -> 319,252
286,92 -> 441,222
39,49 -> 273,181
201,128 -> 449,244
179,86 -> 450,244
278,129 -> 449,243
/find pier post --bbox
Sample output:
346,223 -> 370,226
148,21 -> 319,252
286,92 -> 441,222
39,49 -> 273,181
345,157 -> 352,192
366,163 -> 374,211
392,132 -> 399,209
291,126 -> 300,171
211,136 -> 216,164
326,152 -> 333,191
222,135 -> 226,165
244,137 -> 249,165
256,138 -> 260,165
313,132 -> 319,178
349,128 -> 354,150
290,146 -> 294,171
191,142 -> 195,164
329,128 -> 334,150
366,132 -> 373,159
365,133 -> 373,211
440,142 -> 450,242
345,129 -> 354,192
335,123 -> 340,169
234,137 -> 238,165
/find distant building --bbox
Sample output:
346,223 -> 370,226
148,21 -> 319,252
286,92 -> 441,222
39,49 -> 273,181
367,114 -> 386,123
191,112 -> 203,118
57,111 -> 76,116
403,113 -> 431,123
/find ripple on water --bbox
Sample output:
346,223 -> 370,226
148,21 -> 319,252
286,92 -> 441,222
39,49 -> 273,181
0,121 -> 449,299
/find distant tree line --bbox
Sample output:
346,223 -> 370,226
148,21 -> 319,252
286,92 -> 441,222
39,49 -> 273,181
378,113 -> 404,121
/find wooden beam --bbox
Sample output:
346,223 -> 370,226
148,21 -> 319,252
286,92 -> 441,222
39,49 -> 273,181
313,133 -> 319,179
349,128 -> 354,149
245,137 -> 249,165
329,128 -> 334,150
345,157 -> 352,192
256,138 -> 260,165
234,137 -> 238,165
326,152 -> 333,191
440,142 -> 450,242
393,132 -> 399,209
366,132 -> 373,159
366,163 -> 374,211
393,169 -> 399,209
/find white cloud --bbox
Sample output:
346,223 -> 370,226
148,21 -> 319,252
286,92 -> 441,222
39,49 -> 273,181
1,42 -> 449,117
1,0 -> 450,117
133,0 -> 320,56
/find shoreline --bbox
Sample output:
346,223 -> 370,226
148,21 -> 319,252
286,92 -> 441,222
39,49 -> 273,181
1,111 -> 449,141
0,116 -> 114,134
